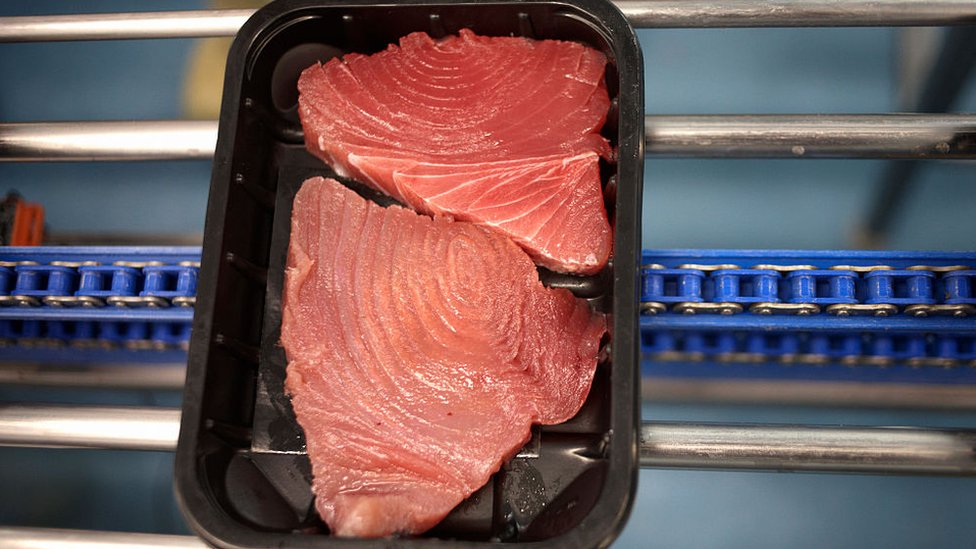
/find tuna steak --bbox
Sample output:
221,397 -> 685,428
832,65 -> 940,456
297,29 -> 613,275
282,177 -> 606,537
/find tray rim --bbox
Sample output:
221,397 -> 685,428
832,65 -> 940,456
175,0 -> 644,546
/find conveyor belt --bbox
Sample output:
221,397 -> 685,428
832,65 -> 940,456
1,247 -> 973,375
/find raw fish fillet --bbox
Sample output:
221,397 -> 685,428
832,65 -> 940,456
298,29 -> 613,274
282,177 -> 606,537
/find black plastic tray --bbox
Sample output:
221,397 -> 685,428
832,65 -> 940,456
175,0 -> 643,547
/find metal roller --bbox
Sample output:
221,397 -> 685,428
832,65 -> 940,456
0,9 -> 253,42
0,120 -> 216,162
615,0 -> 976,28
645,114 -> 976,158
0,404 -> 180,451
0,527 -> 206,549
0,363 -> 186,390
3,115 -> 976,161
641,422 -> 976,475
1,404 -> 974,475
2,2 -> 976,42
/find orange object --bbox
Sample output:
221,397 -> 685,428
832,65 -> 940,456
10,198 -> 44,245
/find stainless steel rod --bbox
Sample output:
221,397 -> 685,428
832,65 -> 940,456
0,404 -> 180,451
616,0 -> 976,28
642,422 -> 976,475
643,378 -> 976,410
0,120 -> 216,162
646,114 -> 976,158
3,115 -> 976,161
0,362 -> 186,389
2,2 -> 976,41
0,527 -> 205,549
0,9 -> 254,42
1,404 -> 974,475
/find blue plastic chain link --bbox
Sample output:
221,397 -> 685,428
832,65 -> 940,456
640,250 -> 976,381
641,252 -> 974,314
1,248 -> 974,383
0,247 -> 199,353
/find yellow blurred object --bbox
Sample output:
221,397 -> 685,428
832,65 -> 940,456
183,0 -> 267,120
